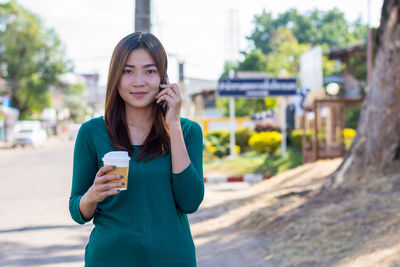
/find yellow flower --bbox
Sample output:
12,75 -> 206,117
343,128 -> 356,139
235,145 -> 241,154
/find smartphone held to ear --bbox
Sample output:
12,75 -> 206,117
159,71 -> 168,116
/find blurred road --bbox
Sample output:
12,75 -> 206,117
0,137 -> 270,267
0,137 -> 92,267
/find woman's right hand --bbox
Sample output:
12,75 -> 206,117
85,165 -> 124,205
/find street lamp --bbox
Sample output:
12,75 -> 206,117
326,82 -> 340,96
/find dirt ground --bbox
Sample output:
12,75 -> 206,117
2,137 -> 400,267
193,158 -> 400,267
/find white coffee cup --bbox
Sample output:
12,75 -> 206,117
102,151 -> 130,190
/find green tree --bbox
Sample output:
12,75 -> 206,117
248,8 -> 368,54
220,61 -> 238,78
238,28 -> 340,78
264,27 -> 311,76
237,49 -> 267,72
64,82 -> 89,122
0,0 -> 71,119
216,98 -> 266,117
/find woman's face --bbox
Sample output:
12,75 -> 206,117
118,48 -> 161,110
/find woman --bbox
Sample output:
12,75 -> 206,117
69,32 -> 204,267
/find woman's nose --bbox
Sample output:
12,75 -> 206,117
132,74 -> 145,86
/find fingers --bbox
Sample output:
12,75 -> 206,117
97,182 -> 125,192
156,93 -> 174,104
87,167 -> 126,204
156,87 -> 176,99
88,178 -> 124,203
95,174 -> 124,185
103,189 -> 121,197
155,86 -> 181,105
96,187 -> 121,201
159,83 -> 179,96
96,165 -> 115,177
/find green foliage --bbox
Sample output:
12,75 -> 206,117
237,49 -> 267,72
289,129 -> 313,149
249,8 -> 368,54
0,0 -> 71,119
204,128 -> 255,158
346,28 -> 378,83
249,131 -> 282,155
206,130 -> 230,146
204,130 -> 230,158
216,8 -> 365,120
345,104 -> 362,129
264,97 -> 276,109
216,98 -> 266,117
321,44 -> 345,76
263,27 -> 311,76
348,51 -> 367,81
256,147 -> 303,175
235,128 -> 255,152
204,147 -> 302,176
220,61 -> 238,78
64,82 -> 89,122
239,28 -> 341,78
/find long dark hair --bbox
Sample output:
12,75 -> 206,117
104,32 -> 170,161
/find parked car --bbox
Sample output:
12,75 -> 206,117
14,121 -> 47,148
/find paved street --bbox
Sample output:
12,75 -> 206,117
0,137 -> 92,267
0,137 -> 262,267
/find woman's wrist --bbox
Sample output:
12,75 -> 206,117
167,121 -> 181,133
83,190 -> 96,206
79,192 -> 97,220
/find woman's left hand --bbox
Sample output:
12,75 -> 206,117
155,82 -> 182,128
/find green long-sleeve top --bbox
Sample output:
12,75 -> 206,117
69,116 -> 204,267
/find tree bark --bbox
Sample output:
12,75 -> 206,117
326,0 -> 400,187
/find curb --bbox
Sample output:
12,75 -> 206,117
204,173 -> 273,183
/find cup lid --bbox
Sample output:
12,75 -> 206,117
102,151 -> 130,162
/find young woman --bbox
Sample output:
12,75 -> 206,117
69,32 -> 204,267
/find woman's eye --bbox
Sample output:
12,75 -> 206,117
147,69 -> 157,74
123,69 -> 132,74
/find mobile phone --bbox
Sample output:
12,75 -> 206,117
159,70 -> 168,116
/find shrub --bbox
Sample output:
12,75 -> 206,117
205,130 -> 230,146
235,128 -> 254,152
213,144 -> 230,158
289,129 -> 313,149
345,104 -> 362,129
204,130 -> 230,158
289,129 -> 303,149
343,128 -> 356,150
235,145 -> 241,154
249,131 -> 282,155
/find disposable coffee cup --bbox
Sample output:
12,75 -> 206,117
102,151 -> 130,191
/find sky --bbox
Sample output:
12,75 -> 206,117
6,0 -> 384,86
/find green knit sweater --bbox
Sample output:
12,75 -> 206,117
69,116 -> 204,267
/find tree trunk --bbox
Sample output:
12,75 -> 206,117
326,0 -> 400,187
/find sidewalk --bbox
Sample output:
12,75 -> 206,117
0,140 -> 14,149
204,173 -> 273,183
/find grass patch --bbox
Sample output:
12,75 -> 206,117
204,147 -> 302,176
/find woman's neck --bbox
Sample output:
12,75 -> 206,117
124,104 -> 154,128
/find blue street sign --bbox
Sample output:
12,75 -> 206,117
217,77 -> 298,97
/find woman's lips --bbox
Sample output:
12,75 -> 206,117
130,92 -> 147,98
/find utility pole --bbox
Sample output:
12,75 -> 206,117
229,69 -> 236,159
135,0 -> 151,32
